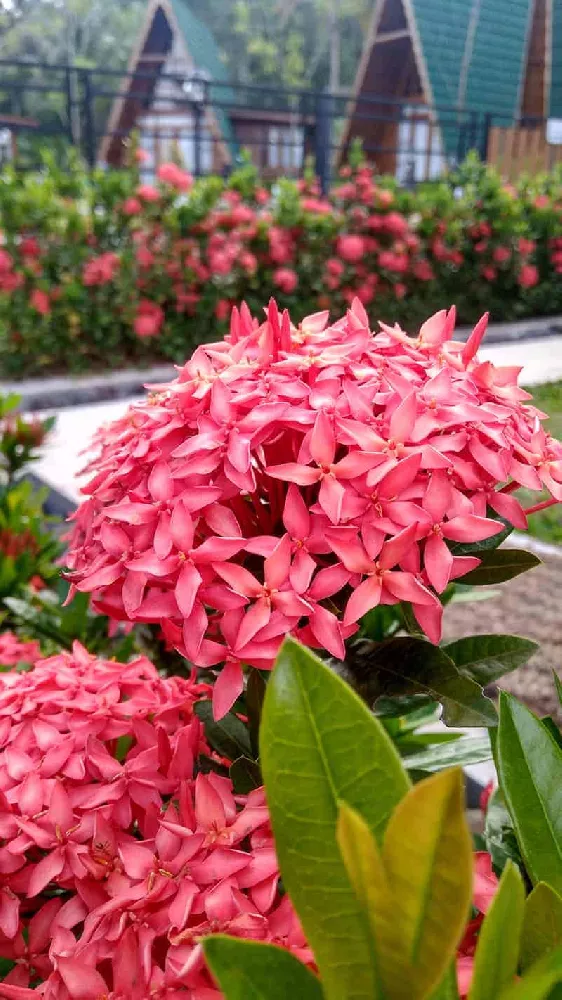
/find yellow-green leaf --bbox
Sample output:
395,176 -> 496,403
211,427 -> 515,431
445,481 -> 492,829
521,883 -> 562,973
499,949 -> 562,1000
202,936 -> 324,1000
468,861 -> 525,1000
375,769 -> 472,1000
260,638 -> 410,1000
336,802 -> 390,964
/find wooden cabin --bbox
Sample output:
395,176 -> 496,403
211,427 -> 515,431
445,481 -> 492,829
340,0 -> 562,181
100,0 -> 311,177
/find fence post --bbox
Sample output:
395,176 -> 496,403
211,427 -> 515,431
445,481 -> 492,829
314,90 -> 332,195
64,66 -> 75,145
80,70 -> 96,167
193,100 -> 203,178
480,112 -> 492,162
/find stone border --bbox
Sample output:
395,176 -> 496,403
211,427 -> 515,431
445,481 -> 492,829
2,314 -> 561,412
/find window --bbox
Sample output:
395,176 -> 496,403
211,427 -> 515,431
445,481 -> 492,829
396,106 -> 445,183
267,125 -> 304,170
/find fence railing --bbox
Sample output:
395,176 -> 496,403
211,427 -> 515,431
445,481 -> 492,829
0,59 -> 554,187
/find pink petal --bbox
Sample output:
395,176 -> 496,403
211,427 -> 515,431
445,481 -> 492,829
333,451 -> 382,478
154,510 -> 173,559
266,463 -> 320,486
411,600 -> 443,643
148,460 -> 173,502
264,534 -> 292,589
212,562 -> 261,598
282,483 -> 310,539
75,560 -> 122,592
344,575 -> 383,625
310,605 -> 345,659
119,842 -> 154,879
290,548 -> 316,593
325,528 -> 372,574
48,782 -> 74,832
310,410 -> 336,466
379,522 -> 418,571
462,312 -> 488,365
235,598 -> 272,650
308,563 -> 351,600
424,533 -> 454,593
57,957 -> 109,999
175,562 -> 203,618
469,436 -> 509,481
228,432 -> 251,473
27,848 -> 65,897
442,515 -> 502,543
170,500 -> 195,552
100,522 -> 130,556
195,537 -> 245,563
125,553 -> 177,577
378,453 -> 422,498
318,475 -> 345,523
212,661 -> 244,720
122,571 -> 146,616
210,380 -> 233,423
389,391 -> 417,442
195,773 -> 227,829
423,471 -> 452,523
384,571 -> 438,606
487,490 -> 527,530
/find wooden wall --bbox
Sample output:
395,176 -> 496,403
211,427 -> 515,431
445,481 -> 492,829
488,125 -> 562,179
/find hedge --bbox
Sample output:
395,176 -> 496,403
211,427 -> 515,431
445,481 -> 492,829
0,149 -> 561,377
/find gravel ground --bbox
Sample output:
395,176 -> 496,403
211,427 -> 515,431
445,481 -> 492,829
444,555 -> 562,720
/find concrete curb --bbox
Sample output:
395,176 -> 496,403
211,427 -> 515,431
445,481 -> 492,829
505,531 -> 562,560
2,314 -> 562,412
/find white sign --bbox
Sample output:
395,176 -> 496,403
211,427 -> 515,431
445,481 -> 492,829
546,118 -> 562,145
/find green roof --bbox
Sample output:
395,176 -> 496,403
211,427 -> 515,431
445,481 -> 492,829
168,0 -> 238,158
410,0 -> 533,156
551,0 -> 562,117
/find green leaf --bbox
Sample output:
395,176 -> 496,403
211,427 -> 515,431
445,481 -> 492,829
402,734 -> 492,773
521,883 -> 562,973
443,635 -> 539,686
229,756 -> 262,794
202,936 -> 324,1000
246,668 -> 267,758
499,949 -> 562,999
428,964 -> 461,1000
460,549 -> 541,586
370,769 -> 473,1000
195,702 -> 253,762
353,638 -> 497,727
483,787 -> 524,876
497,693 -> 562,894
468,861 -> 525,1000
261,637 -> 410,1000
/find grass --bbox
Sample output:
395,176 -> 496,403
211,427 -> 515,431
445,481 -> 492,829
521,380 -> 562,546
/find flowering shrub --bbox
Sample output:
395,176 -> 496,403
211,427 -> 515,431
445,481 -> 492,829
0,644 -> 310,997
0,152 -> 561,376
65,300 -> 561,719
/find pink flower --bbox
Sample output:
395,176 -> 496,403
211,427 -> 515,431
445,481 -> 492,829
215,298 -> 231,321
518,237 -> 536,256
493,246 -> 511,264
136,184 -> 160,203
0,644 -> 310,998
518,263 -> 539,288
29,289 -> 50,316
337,234 -> 365,262
157,162 -> 193,192
121,197 -> 142,215
0,632 -> 41,667
65,298 -> 562,721
273,268 -> 298,294
82,252 -> 119,287
133,299 -> 164,337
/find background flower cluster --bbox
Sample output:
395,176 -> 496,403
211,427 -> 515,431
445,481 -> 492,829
0,151 -> 561,377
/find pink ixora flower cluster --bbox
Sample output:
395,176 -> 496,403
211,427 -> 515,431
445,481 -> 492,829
65,299 -> 562,719
0,644 -> 310,999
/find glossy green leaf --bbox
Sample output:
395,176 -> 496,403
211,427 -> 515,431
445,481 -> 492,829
195,701 -> 253,762
468,861 -> 525,1000
402,734 -> 491,773
260,637 -> 410,1000
521,883 -> 562,973
498,693 -> 562,894
203,935 -> 324,1000
483,787 -> 524,876
229,756 -> 262,794
460,549 -> 541,586
449,517 -> 513,556
246,668 -> 267,758
499,949 -> 562,1000
443,635 -> 539,686
352,637 -> 497,727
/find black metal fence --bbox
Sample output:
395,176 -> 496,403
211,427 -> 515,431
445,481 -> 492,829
0,59 -> 541,188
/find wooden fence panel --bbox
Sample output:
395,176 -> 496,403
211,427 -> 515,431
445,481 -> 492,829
488,125 -> 562,179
